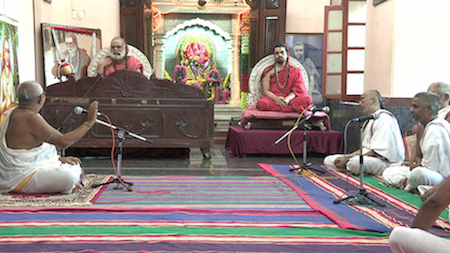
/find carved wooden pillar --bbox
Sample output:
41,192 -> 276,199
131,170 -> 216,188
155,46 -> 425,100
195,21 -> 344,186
119,0 -> 153,61
249,0 -> 287,62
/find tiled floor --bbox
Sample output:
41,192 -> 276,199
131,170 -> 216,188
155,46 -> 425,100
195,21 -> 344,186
79,145 -> 327,177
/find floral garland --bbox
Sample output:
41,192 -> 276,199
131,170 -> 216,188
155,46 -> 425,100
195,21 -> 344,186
206,69 -> 229,104
173,65 -> 188,83
192,81 -> 202,90
206,69 -> 222,84
240,11 -> 251,108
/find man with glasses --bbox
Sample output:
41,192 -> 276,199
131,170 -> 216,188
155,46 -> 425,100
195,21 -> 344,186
0,81 -> 98,194
97,36 -> 143,77
323,90 -> 405,175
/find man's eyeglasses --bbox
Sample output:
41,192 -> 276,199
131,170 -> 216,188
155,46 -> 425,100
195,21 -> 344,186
360,97 -> 373,102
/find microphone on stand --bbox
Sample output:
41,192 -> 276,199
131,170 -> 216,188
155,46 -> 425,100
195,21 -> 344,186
309,106 -> 331,114
352,113 -> 380,122
74,106 -> 105,116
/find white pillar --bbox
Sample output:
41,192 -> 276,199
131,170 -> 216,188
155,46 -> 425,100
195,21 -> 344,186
153,33 -> 166,79
229,14 -> 241,106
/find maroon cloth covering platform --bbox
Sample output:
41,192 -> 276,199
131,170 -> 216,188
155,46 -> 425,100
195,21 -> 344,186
226,126 -> 344,158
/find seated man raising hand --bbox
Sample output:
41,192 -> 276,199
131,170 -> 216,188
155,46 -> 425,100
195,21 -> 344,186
0,81 -> 99,194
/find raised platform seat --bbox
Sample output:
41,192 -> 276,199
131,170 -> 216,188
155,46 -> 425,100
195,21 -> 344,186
225,126 -> 344,158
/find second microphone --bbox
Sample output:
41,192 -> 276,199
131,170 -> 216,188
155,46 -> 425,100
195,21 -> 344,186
73,106 -> 104,116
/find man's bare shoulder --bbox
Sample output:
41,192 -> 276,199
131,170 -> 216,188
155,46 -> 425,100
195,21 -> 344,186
7,109 -> 56,147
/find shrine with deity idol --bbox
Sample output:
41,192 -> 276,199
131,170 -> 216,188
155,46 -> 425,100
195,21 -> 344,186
172,32 -> 229,104
152,0 -> 250,106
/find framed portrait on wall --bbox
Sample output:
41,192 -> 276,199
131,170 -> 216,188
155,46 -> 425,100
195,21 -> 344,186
285,34 -> 324,106
0,19 -> 19,115
41,23 -> 102,87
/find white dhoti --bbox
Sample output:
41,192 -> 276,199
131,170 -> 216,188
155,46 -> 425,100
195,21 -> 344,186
323,154 -> 389,175
389,226 -> 450,253
382,166 -> 445,191
382,118 -> 450,191
323,110 -> 404,176
21,163 -> 83,194
0,106 -> 82,194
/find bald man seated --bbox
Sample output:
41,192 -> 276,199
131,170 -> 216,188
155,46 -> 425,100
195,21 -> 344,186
323,90 -> 405,176
0,81 -> 99,194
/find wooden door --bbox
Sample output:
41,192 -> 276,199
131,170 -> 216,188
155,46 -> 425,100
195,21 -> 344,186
119,0 -> 153,61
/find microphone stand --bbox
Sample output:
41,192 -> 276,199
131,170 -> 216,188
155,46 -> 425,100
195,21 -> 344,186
56,75 -> 102,157
272,111 -> 325,174
91,119 -> 153,190
333,121 -> 385,207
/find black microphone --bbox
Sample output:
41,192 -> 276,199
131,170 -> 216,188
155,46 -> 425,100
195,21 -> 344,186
73,106 -> 104,116
352,113 -> 380,122
309,106 -> 331,114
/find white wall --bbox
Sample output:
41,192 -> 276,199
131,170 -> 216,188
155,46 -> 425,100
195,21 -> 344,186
391,0 -> 450,97
365,0 -> 450,97
18,1 -> 36,83
286,0 -> 329,34
0,0 -> 36,84
364,0 -> 395,96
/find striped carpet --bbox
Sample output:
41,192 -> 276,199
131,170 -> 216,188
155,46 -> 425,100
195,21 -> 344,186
0,170 -> 421,252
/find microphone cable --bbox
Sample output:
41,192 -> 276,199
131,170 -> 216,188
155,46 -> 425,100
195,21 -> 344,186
287,109 -> 306,169
286,108 -> 336,178
94,113 -> 171,204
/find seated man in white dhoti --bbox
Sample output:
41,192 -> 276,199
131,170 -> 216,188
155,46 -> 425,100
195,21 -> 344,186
0,81 -> 98,194
382,92 -> 450,192
404,82 -> 450,184
323,90 -> 405,175
389,176 -> 450,253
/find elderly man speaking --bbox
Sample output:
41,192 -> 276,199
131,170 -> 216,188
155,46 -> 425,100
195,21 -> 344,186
0,81 -> 98,194
323,90 -> 405,176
